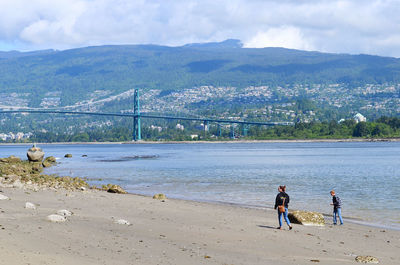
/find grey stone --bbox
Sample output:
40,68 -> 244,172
114,219 -> 131,225
57,209 -> 72,216
25,202 -> 36,209
0,194 -> 9,200
27,145 -> 45,162
47,214 -> 67,223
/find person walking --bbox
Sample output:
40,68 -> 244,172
274,185 -> 292,230
330,190 -> 343,225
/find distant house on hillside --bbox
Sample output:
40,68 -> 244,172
353,113 -> 366,123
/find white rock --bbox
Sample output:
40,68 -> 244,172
25,202 -> 36,209
0,194 -> 9,200
12,180 -> 24,189
47,214 -> 67,223
57,209 -> 73,216
114,219 -> 130,225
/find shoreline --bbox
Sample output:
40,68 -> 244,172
127,191 -> 400,232
0,187 -> 399,265
2,137 -> 400,145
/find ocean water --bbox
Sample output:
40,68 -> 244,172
1,142 -> 399,229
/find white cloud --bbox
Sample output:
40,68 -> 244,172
0,0 -> 400,57
244,26 -> 315,51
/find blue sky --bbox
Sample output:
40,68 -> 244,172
1,0 -> 400,57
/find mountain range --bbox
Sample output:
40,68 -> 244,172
1,39 -> 400,108
1,40 -> 400,136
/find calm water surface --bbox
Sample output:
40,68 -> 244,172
1,142 -> 399,228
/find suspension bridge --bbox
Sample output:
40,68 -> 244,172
0,89 -> 293,141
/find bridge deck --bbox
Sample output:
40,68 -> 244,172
0,109 -> 293,126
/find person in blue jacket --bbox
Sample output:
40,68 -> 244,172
330,190 -> 343,225
274,185 -> 292,230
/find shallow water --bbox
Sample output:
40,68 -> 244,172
1,142 -> 399,228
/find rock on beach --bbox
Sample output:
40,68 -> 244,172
27,146 -> 45,162
47,214 -> 67,223
153,193 -> 167,200
355,255 -> 379,263
57,209 -> 73,217
114,219 -> 131,225
42,156 -> 57,168
0,156 -> 21,163
25,202 -> 36,209
288,210 -> 325,226
0,194 -> 9,200
103,184 -> 127,194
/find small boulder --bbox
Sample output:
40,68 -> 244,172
64,154 -> 72,158
288,210 -> 325,226
355,256 -> 379,263
25,202 -> 36,209
27,145 -> 45,162
46,214 -> 67,223
114,219 -> 131,225
45,156 -> 57,163
30,163 -> 43,173
43,156 -> 57,167
103,184 -> 127,194
0,194 -> 9,200
57,209 -> 73,217
0,155 -> 21,163
153,193 -> 167,200
42,160 -> 52,168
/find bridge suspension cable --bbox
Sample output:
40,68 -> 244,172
0,89 -> 293,141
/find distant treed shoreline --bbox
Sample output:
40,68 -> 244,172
2,116 -> 400,143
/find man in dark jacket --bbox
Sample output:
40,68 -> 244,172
274,185 -> 292,230
330,190 -> 343,225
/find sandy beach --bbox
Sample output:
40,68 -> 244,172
0,187 -> 399,265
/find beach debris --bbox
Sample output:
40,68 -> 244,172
46,214 -> 67,223
64,154 -> 72,158
103,184 -> 127,194
25,202 -> 36,209
355,256 -> 379,263
153,193 -> 166,200
204,255 -> 211,259
0,194 -> 9,200
27,144 -> 45,162
80,186 -> 86,191
82,155 -> 88,157
288,210 -> 325,226
42,156 -> 57,168
310,260 -> 320,262
57,209 -> 73,216
114,219 -> 131,225
0,155 -> 21,163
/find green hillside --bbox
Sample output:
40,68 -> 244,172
1,39 -> 400,107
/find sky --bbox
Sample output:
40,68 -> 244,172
1,0 -> 400,57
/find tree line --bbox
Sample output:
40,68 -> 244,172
1,116 -> 398,143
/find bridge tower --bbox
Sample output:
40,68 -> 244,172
203,120 -> 209,138
230,124 -> 235,139
133,89 -> 141,141
242,124 -> 248,137
217,123 -> 221,137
